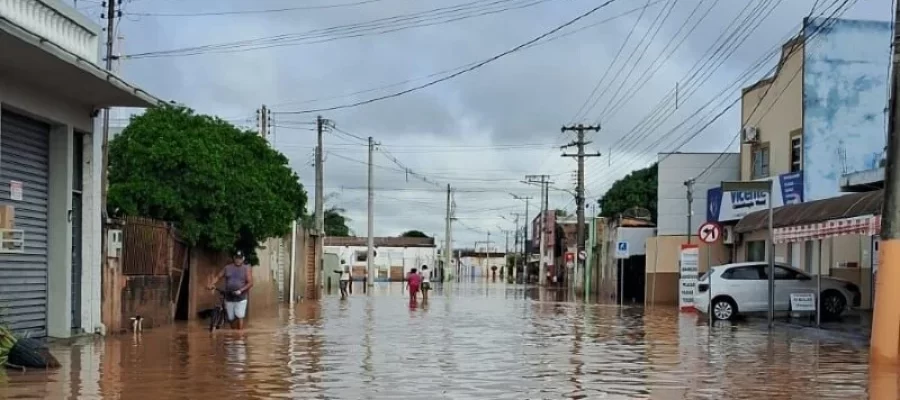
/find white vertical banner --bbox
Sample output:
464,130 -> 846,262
679,244 -> 700,311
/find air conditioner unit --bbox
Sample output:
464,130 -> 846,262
722,225 -> 735,245
742,126 -> 759,143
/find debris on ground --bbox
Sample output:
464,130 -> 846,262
0,326 -> 60,370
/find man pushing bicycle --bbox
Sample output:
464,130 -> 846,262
208,250 -> 254,330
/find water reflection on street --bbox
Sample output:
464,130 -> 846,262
0,282 -> 883,399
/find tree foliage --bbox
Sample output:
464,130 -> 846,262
302,206 -> 352,237
108,106 -> 307,253
598,163 -> 658,221
400,230 -> 429,238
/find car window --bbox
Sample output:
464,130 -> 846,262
773,266 -> 801,280
722,266 -> 762,280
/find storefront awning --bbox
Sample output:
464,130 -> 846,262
734,190 -> 883,243
0,18 -> 163,108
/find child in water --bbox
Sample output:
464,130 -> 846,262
406,268 -> 422,301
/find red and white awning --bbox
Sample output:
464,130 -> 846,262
773,215 -> 880,244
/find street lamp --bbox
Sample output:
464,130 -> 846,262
721,180 -> 775,328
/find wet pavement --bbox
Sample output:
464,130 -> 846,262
0,282 -> 883,399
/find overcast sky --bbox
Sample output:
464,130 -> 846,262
72,0 -> 890,250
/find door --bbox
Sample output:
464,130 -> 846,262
0,111 -> 51,337
71,132 -> 84,332
771,265 -> 811,311
720,264 -> 767,312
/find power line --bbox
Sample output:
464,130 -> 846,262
271,0 -> 623,115
266,0 -> 664,109
124,0 -> 557,58
126,0 -> 388,17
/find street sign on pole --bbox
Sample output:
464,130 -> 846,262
615,241 -> 629,259
698,222 -> 722,244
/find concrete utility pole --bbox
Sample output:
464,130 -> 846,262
685,178 -> 695,244
367,136 -> 377,287
257,105 -> 270,139
99,0 -> 119,277
444,184 -> 453,284
871,1 -> 900,366
561,124 -> 601,292
314,116 -> 332,291
511,195 -> 531,281
525,175 -> 553,285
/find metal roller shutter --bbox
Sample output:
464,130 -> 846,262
0,111 -> 50,337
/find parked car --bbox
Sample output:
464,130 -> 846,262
693,262 -> 861,321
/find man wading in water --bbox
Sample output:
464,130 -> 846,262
209,250 -> 254,330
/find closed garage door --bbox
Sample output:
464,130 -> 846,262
0,111 -> 50,337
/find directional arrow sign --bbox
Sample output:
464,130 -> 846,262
698,222 -> 722,244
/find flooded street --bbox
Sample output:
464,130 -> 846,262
1,282 -> 878,399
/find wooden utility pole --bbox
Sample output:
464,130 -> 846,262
871,1 -> 900,366
561,124 -> 601,292
367,136 -> 377,286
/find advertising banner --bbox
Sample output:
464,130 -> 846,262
679,244 -> 699,311
706,171 -> 804,222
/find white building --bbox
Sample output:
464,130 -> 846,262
0,0 -> 160,337
324,236 -> 437,281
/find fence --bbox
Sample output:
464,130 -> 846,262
121,217 -> 176,276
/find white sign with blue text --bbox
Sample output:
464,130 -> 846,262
615,241 -> 629,259
706,171 -> 804,222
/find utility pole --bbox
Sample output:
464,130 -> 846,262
314,116 -> 332,292
444,184 -> 453,284
367,136 -> 377,287
512,195 -> 532,282
685,179 -> 695,244
100,0 -> 120,280
525,175 -> 552,285
562,124 -> 601,293
871,0 -> 900,366
256,105 -> 270,139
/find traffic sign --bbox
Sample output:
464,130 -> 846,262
578,250 -> 586,261
615,241 -> 629,259
698,222 -> 722,244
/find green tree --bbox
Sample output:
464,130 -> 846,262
598,163 -> 657,221
108,106 -> 307,255
555,209 -> 568,217
302,206 -> 352,237
400,230 -> 429,238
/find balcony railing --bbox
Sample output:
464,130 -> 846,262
0,0 -> 100,62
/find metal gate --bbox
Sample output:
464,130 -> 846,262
0,111 -> 50,337
71,133 -> 84,332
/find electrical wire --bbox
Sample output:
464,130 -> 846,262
126,0 -> 389,17
271,0 -> 623,115
124,0 -> 557,59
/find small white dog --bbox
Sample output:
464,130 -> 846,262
130,316 -> 143,333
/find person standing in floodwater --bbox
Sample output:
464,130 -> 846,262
407,268 -> 422,302
420,265 -> 431,302
334,263 -> 351,299
208,250 -> 253,330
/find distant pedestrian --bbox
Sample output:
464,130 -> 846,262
407,268 -> 422,301
420,265 -> 431,302
334,263 -> 351,299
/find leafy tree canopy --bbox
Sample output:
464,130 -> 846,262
400,230 -> 429,238
302,206 -> 352,237
598,163 -> 658,221
555,209 -> 568,217
108,106 -> 307,253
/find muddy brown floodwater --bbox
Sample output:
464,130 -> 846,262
0,282 -> 885,399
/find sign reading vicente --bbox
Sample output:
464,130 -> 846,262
679,244 -> 700,310
706,171 -> 804,222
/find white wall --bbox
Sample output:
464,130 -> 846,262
657,153 -> 740,236
0,72 -> 100,338
324,245 -> 437,274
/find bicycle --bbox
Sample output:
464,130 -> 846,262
208,288 -> 228,332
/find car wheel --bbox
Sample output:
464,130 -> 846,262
711,297 -> 737,321
821,290 -> 847,318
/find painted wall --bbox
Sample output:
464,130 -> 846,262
656,153 -> 739,235
803,18 -> 891,201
